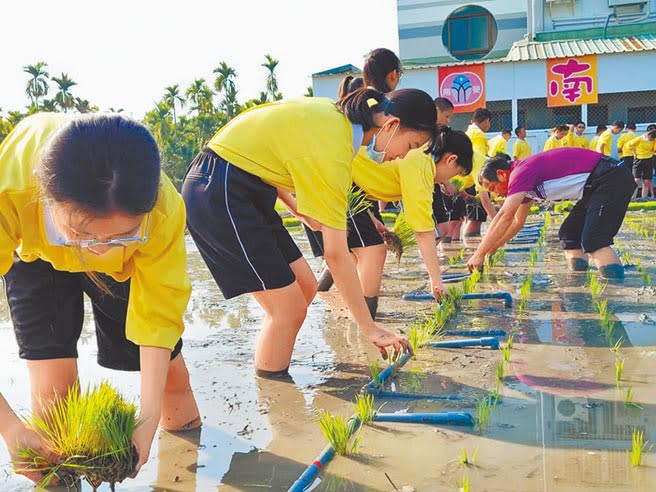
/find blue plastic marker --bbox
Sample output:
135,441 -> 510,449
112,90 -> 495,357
428,336 -> 500,349
374,412 -> 474,426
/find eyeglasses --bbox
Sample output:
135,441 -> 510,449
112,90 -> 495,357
577,126 -> 585,129
397,68 -> 404,79
61,214 -> 151,250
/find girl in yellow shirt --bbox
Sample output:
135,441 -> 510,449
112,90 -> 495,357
182,87 -> 438,376
0,113 -> 199,483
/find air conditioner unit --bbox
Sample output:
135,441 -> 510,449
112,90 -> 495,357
554,397 -> 589,422
608,0 -> 647,7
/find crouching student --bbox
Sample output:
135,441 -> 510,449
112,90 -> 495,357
0,113 -> 200,480
467,148 -> 636,279
626,129 -> 656,199
182,88 -> 439,376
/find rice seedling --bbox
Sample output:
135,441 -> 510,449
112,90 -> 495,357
17,381 -> 139,491
507,335 -> 513,350
529,248 -> 539,267
543,211 -> 552,229
383,213 -> 416,262
518,275 -> 533,312
458,474 -> 471,492
588,274 -> 606,300
347,187 -> 372,216
495,360 -> 505,384
501,344 -> 512,363
317,411 -> 359,456
610,337 -> 624,354
352,394 -> 378,426
640,268 -> 652,287
615,358 -> 624,385
369,360 -> 381,389
459,448 -> 478,467
447,285 -> 464,304
475,397 -> 492,432
623,386 -> 643,409
629,429 -> 652,467
596,299 -> 611,325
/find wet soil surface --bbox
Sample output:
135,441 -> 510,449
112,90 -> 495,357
1,214 -> 655,491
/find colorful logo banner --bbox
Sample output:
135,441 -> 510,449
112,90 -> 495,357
547,55 -> 598,107
438,64 -> 486,113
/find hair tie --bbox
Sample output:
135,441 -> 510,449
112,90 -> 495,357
367,98 -> 379,108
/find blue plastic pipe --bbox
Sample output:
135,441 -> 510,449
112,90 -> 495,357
508,238 -> 537,245
444,329 -> 507,337
365,352 -> 411,393
428,336 -> 500,349
374,412 -> 474,426
372,390 -> 467,401
288,444 -> 336,492
402,291 -> 513,308
505,246 -> 532,253
443,273 -> 471,280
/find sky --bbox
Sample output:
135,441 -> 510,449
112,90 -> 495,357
1,0 -> 399,119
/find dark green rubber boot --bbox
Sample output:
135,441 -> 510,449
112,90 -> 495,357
566,257 -> 589,272
599,263 -> 625,280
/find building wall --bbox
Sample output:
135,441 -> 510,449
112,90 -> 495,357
312,76 -> 345,99
398,0 -> 528,62
540,0 -> 656,34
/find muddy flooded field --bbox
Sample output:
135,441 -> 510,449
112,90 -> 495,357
1,213 -> 655,492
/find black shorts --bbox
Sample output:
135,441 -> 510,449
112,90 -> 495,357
3,257 -> 183,371
443,193 -> 466,221
432,185 -> 449,225
559,157 -> 636,253
305,201 -> 384,257
632,158 -> 653,180
464,186 -> 488,222
182,148 -> 303,299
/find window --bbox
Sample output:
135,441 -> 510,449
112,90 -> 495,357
628,106 -> 656,124
443,5 -> 498,61
587,104 -> 608,127
488,100 -> 512,133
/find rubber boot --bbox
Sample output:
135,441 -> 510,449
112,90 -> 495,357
599,263 -> 625,280
364,296 -> 379,320
566,257 -> 589,272
316,267 -> 334,292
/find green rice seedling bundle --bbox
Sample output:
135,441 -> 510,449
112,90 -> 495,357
458,448 -> 478,467
495,360 -> 505,384
543,211 -> 552,229
352,394 -> 378,426
615,358 -> 624,385
629,429 -> 652,467
17,382 -> 139,491
623,386 -> 643,409
383,213 -> 416,262
501,344 -> 511,363
347,187 -> 372,216
317,411 -> 359,456
459,474 -> 471,492
587,274 -> 606,300
369,360 -> 381,389
475,398 -> 493,432
529,248 -> 539,267
610,337 -> 623,354
507,335 -> 513,350
518,275 -> 532,312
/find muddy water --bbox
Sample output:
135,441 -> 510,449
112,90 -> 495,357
1,215 -> 655,491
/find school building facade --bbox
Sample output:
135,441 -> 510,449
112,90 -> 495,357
312,0 -> 656,151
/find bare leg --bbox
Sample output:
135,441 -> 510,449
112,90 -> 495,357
351,244 -> 387,298
563,248 -> 587,261
449,220 -> 462,241
589,246 -> 621,268
289,257 -> 317,306
27,358 -> 78,415
160,354 -> 201,430
464,220 -> 482,237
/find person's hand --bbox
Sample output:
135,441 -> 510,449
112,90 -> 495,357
362,324 -> 412,360
295,213 -> 321,232
467,254 -> 485,273
4,421 -> 56,484
129,417 -> 158,479
371,216 -> 389,236
430,277 -> 446,302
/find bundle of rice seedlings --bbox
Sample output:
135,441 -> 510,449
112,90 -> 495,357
383,213 -> 416,262
317,411 -> 360,456
347,187 -> 372,216
17,381 -> 139,492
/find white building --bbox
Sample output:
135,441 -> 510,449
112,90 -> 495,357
312,0 -> 656,150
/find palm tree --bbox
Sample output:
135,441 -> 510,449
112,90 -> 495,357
163,85 -> 185,124
75,98 -> 98,113
24,62 -> 50,109
51,73 -> 77,112
144,102 -> 172,146
305,86 -> 314,97
244,91 -> 270,109
185,79 -> 214,116
262,54 -> 282,101
213,62 -> 237,94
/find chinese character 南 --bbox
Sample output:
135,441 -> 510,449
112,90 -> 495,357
549,58 -> 593,103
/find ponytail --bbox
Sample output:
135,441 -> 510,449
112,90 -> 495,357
363,48 -> 401,93
337,75 -> 364,99
337,87 -> 389,131
430,125 -> 473,174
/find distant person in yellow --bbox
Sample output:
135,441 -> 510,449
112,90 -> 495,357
617,122 -> 637,170
543,125 -> 569,151
0,113 -> 200,483
567,121 -> 589,148
512,126 -> 531,160
487,129 -> 512,158
182,87 -> 440,375
464,108 -> 496,236
597,120 -> 625,156
589,124 -> 607,151
626,129 -> 656,199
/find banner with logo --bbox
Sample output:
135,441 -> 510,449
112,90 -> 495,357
547,55 -> 598,107
437,64 -> 486,113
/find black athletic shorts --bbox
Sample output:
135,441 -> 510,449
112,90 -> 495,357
3,257 -> 183,371
305,198 -> 384,257
464,186 -> 488,222
443,192 -> 466,221
559,157 -> 636,253
182,148 -> 303,299
632,157 -> 653,180
432,185 -> 449,225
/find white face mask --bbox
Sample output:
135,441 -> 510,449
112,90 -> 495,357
365,124 -> 399,163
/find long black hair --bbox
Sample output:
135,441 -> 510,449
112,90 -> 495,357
432,125 -> 473,174
363,48 -> 401,93
479,155 -> 512,184
39,114 -> 161,216
337,75 -> 364,99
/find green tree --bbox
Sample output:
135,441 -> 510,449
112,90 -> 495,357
213,62 -> 239,118
244,91 -> 269,109
51,73 -> 77,112
185,79 -> 214,115
75,98 -> 98,113
144,101 -> 172,147
163,85 -> 184,124
262,54 -> 282,101
305,86 -> 314,97
24,62 -> 50,109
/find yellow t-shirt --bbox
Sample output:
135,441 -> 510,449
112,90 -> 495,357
543,135 -> 564,151
352,148 -> 435,232
458,151 -> 487,191
565,132 -> 589,149
617,131 -> 636,158
466,124 -> 489,156
589,136 -> 600,151
487,135 -> 508,157
626,135 -> 656,160
208,97 -> 353,230
596,129 -> 613,156
512,139 -> 531,160
0,113 -> 190,350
